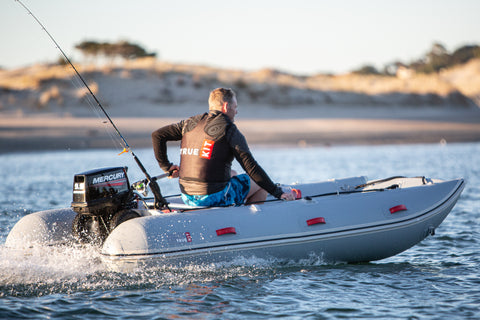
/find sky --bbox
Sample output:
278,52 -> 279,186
1,0 -> 480,75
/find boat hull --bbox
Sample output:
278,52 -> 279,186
5,176 -> 465,266
5,208 -> 76,246
101,177 -> 465,265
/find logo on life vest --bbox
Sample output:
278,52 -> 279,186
200,139 -> 215,159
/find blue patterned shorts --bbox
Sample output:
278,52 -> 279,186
181,174 -> 250,207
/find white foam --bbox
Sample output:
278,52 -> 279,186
0,244 -> 104,286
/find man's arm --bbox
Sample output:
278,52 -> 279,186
228,126 -> 283,199
152,121 -> 184,172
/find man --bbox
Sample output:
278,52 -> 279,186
152,87 -> 295,207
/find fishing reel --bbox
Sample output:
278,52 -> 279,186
131,173 -> 171,209
131,172 -> 171,197
132,179 -> 149,197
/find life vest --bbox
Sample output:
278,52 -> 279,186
179,112 -> 233,195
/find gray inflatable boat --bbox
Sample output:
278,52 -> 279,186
5,167 -> 465,267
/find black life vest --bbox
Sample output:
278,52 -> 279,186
179,112 -> 233,194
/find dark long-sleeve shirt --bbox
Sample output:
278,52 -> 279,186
152,112 -> 283,199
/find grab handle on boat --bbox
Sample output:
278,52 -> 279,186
306,217 -> 326,226
389,204 -> 407,214
292,188 -> 302,200
216,227 -> 237,236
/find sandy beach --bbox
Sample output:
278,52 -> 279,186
1,60 -> 480,153
1,105 -> 479,154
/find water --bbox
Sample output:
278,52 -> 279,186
1,143 -> 479,319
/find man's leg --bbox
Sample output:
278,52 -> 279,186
245,178 -> 267,204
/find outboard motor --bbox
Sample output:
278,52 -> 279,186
71,167 -> 140,244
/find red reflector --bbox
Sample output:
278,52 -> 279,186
307,217 -> 326,226
390,204 -> 407,214
292,188 -> 302,200
216,227 -> 236,236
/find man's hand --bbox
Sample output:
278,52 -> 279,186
168,165 -> 180,178
280,188 -> 301,201
280,192 -> 296,201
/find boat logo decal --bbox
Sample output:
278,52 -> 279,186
176,232 -> 193,243
92,171 -> 125,185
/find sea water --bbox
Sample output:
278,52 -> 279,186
0,143 -> 479,319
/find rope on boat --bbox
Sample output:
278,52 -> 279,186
153,186 -> 400,212
354,176 -> 407,189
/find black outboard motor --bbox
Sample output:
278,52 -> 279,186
71,167 -> 140,244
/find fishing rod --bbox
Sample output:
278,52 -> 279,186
15,0 -> 169,209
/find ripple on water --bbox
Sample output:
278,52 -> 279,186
0,144 -> 479,319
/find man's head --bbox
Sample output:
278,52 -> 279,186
208,88 -> 238,120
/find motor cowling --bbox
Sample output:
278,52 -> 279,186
71,167 -> 133,216
71,167 -> 139,244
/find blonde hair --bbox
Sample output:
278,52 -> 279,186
208,88 -> 236,111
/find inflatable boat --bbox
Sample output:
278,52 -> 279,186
8,1 -> 465,268
5,167 -> 465,267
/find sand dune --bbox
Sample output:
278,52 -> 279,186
1,59 -> 480,153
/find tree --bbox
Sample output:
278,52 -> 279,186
424,42 -> 451,73
75,40 -> 157,62
355,42 -> 480,76
114,41 -> 156,60
352,65 -> 381,75
75,41 -> 103,59
428,42 -> 448,57
383,61 -> 406,76
451,45 -> 480,65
